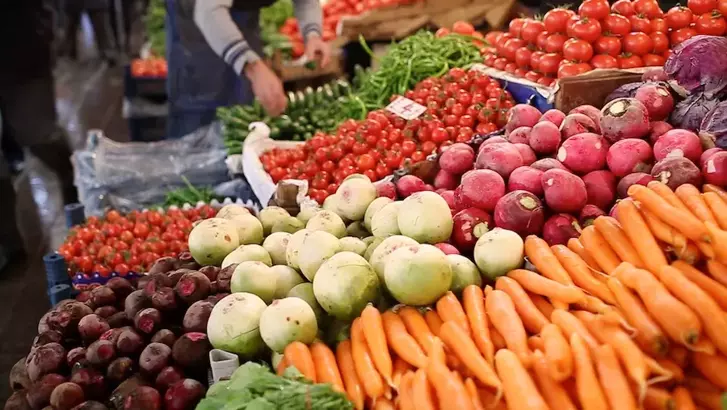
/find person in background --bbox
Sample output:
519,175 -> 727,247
62,0 -> 115,61
166,0 -> 330,139
108,0 -> 135,55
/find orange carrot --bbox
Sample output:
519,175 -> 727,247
478,388 -> 508,410
495,277 -> 549,333
668,345 -> 689,369
372,397 -> 395,410
652,357 -> 684,383
494,349 -> 549,410
580,225 -> 622,274
567,237 -> 603,272
606,276 -> 669,357
594,216 -> 646,268
551,309 -> 599,353
684,374 -> 720,394
531,349 -> 578,410
462,285 -> 494,365
704,191 -> 727,230
628,184 -> 711,244
528,292 -> 555,319
398,307 -> 436,355
276,356 -> 288,376
570,333 -> 609,410
551,245 -> 616,304
489,325 -> 507,351
676,184 -> 717,223
673,386 -> 697,410
426,357 -> 474,410
284,341 -> 317,382
507,269 -> 585,304
436,291 -> 471,336
464,378 -> 486,410
529,335 -> 544,351
525,235 -> 574,284
392,357 -> 411,390
428,336 -> 446,366
351,318 -> 385,398
616,198 -> 669,275
361,305 -> 393,385
673,260 -> 727,311
643,387 -> 675,410
311,341 -> 345,393
707,260 -> 727,287
540,323 -> 573,382
380,311 -> 428,369
397,371 -> 415,410
659,265 -> 727,357
486,289 -> 532,368
704,183 -> 727,202
692,351 -> 727,389
336,340 -> 365,410
669,241 -> 702,265
648,180 -> 692,212
424,309 -> 443,337
689,388 -> 723,410
593,344 -> 638,410
439,321 -> 502,394
640,206 -> 689,250
705,221 -> 727,264
411,368 -> 436,410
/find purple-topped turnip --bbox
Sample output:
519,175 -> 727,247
600,98 -> 650,142
493,191 -> 545,236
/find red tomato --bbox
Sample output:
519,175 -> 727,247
539,53 -> 563,74
670,27 -> 698,45
524,70 -> 542,82
521,19 -> 546,43
509,17 -> 526,38
649,31 -> 669,53
545,33 -> 569,52
115,263 -> 130,276
591,54 -> 620,68
504,62 -> 518,74
611,0 -> 635,16
623,32 -> 653,55
543,8 -> 575,33
106,210 -> 121,222
603,14 -> 631,36
579,0 -> 610,20
558,62 -> 592,78
651,18 -> 668,33
688,0 -> 717,15
529,50 -> 545,71
567,17 -> 603,42
617,53 -> 644,68
493,57 -> 508,71
535,31 -> 549,50
666,6 -> 694,29
629,15 -> 653,32
95,264 -> 111,277
537,76 -> 556,87
635,0 -> 664,18
695,12 -> 727,35
502,38 -> 526,60
594,36 -> 622,56
435,27 -> 451,37
515,47 -> 533,68
411,151 -> 426,162
643,53 -> 666,66
485,31 -> 503,45
563,39 -> 594,61
452,21 -> 475,35
720,0 -> 727,17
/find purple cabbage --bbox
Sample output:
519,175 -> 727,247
664,35 -> 727,98
605,82 -> 646,104
700,101 -> 727,149
670,92 -> 720,132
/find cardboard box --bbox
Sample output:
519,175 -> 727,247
272,49 -> 345,82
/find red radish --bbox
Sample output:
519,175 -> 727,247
653,129 -> 703,163
513,143 -> 536,165
475,143 -> 525,179
375,181 -> 397,199
579,205 -> 606,227
508,166 -> 545,196
648,121 -> 673,144
439,190 -> 456,212
582,170 -> 617,210
396,175 -> 427,198
600,98 -> 651,142
493,191 -> 545,236
543,214 -> 582,246
433,169 -> 458,190
451,208 -> 493,252
569,105 -> 603,133
539,109 -> 566,127
609,202 -> 619,218
508,127 -> 532,144
634,83 -> 674,121
559,113 -> 598,139
606,138 -> 654,177
701,148 -> 722,167
529,121 -> 561,154
703,151 -> 727,186
480,137 -> 508,149
425,184 -> 435,192
642,67 -> 668,81
439,143 -> 475,175
531,158 -> 569,172
454,169 -> 506,212
434,243 -> 460,255
651,155 -> 702,190
505,104 -> 542,135
557,133 -> 610,174
617,172 -> 654,198
164,379 -> 206,410
541,169 -> 588,213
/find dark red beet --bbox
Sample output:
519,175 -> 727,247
147,257 -> 178,275
98,328 -> 127,345
493,191 -> 545,236
579,205 -> 606,227
155,367 -> 184,393
106,312 -> 130,329
542,214 -> 582,246
78,315 -> 110,342
106,358 -> 134,384
171,333 -> 211,369
70,401 -> 108,410
134,308 -> 162,335
163,379 -> 206,410
69,368 -> 105,401
174,272 -> 211,304
182,301 -> 214,334
123,386 -> 161,410
6,390 -> 31,410
104,278 -> 133,300
93,306 -> 117,319
33,330 -> 63,347
50,382 -> 85,410
451,208 -> 492,253
26,343 -> 66,382
75,292 -> 92,305
141,274 -> 173,298
151,288 -> 178,312
66,348 -> 87,368
176,252 -> 200,270
123,291 -> 149,320
215,264 -> 236,293
89,287 -> 116,308
10,357 -> 31,391
166,269 -> 192,287
26,374 -> 66,409
115,329 -> 144,356
617,173 -> 654,198
197,266 -> 219,282
139,343 -> 172,375
108,374 -> 148,410
150,329 -> 177,348
85,340 -> 116,367
46,302 -> 93,338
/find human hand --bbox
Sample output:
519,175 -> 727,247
305,34 -> 331,68
244,61 -> 287,116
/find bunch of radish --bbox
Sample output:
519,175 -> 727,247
480,0 -> 727,83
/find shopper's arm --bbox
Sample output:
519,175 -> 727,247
292,0 -> 323,40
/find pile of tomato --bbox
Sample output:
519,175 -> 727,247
259,68 -> 514,204
480,0 -> 727,83
130,57 -> 168,78
56,206 -> 216,278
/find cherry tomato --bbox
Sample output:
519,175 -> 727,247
115,263 -> 130,276
411,151 -> 426,162
537,76 -> 556,87
493,57 -> 508,71
567,17 -> 603,42
504,62 -> 518,74
401,140 -> 416,156
485,31 -> 503,45
642,53 -> 666,66
106,210 -> 121,222
688,0 -> 717,15
629,15 -> 653,32
649,31 -> 669,53
611,0 -> 635,16
95,264 -> 111,277
435,27 -> 451,38
594,36 -> 622,56
670,27 -> 698,45
591,54 -> 620,68
623,32 -> 653,56
695,12 -> 727,35
544,8 -> 575,33
579,0 -> 610,20
356,154 -> 376,171
538,53 -> 563,74
563,38 -> 594,62
545,33 -> 568,52
521,19 -> 546,43
617,53 -> 644,68
602,14 -> 631,36
666,6 -> 694,29
509,17 -> 526,38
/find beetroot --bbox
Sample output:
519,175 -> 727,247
438,143 -> 475,175
433,169 -> 458,190
98,328 -> 125,345
10,357 -> 31,391
89,287 -> 115,308
108,375 -> 149,410
163,379 -> 205,410
600,98 -> 650,142
451,208 -> 493,253
701,147 -> 722,167
182,301 -> 214,334
151,329 -> 177,348
106,358 -> 134,384
513,144 -> 536,165
439,190 -> 456,212
78,315 -> 110,342
172,333 -> 211,369
652,155 -> 703,190
71,401 -> 108,410
508,166 -> 544,197
493,191 -> 545,236
50,382 -> 85,410
542,214 -> 582,246
124,291 -> 149,320
141,273 -> 173,298
174,272 -> 211,304
529,121 -> 561,154
569,105 -> 603,133
6,391 -> 31,410
85,340 -> 116,367
703,151 -> 727,186
557,133 -> 610,175
75,292 -> 92,305
215,264 -> 236,293
176,252 -> 200,270
539,109 -> 566,127
139,343 -> 172,375
434,243 -> 460,255
155,367 -> 184,393
653,129 -> 703,163
105,277 -> 133,300
123,386 -> 161,410
93,306 -> 117,319
115,329 -> 144,356
107,312 -> 130,329
26,374 -> 66,409
634,83 -> 674,121
453,169 -> 506,212
649,121 -> 673,144
148,257 -> 178,275
475,143 -> 524,179
606,139 -> 654,177
530,158 -> 568,172
559,113 -> 598,139
508,126 -> 531,144
69,368 -> 105,401
134,308 -> 162,335
541,169 -> 588,213
505,104 -> 542,135
47,302 -> 93,337
582,170 -> 617,211
396,175 -> 427,198
580,205 -> 606,227
33,330 -> 62,347
151,287 -> 178,312
197,266 -> 219,282
617,173 -> 655,198
26,343 -> 66,382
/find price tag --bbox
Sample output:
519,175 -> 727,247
386,96 -> 426,120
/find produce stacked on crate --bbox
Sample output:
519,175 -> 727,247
129,57 -> 168,79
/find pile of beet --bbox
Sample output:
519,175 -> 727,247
6,253 -> 230,410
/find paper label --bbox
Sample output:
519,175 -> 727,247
386,96 -> 426,120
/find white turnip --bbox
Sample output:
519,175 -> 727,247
653,129 -> 703,163
306,210 -> 346,238
600,98 -> 650,142
606,138 -> 654,177
634,83 -> 674,121
398,191 -> 453,244
542,214 -> 582,246
384,245 -> 452,306
369,235 -> 419,281
474,228 -> 524,280
582,170 -> 617,210
363,197 -> 393,232
529,121 -> 561,154
493,191 -> 545,236
508,166 -> 544,197
230,261 -> 278,303
703,151 -> 727,186
260,298 -> 318,353
337,176 -> 377,221
447,254 -> 481,294
371,201 -> 402,238
560,113 -> 598,139
617,173 -> 654,198
313,252 -> 380,320
439,143 -> 476,175
475,143 -> 525,179
541,169 -> 588,213
539,109 -> 566,127
557,133 -> 610,174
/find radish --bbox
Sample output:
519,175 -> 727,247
434,243 -> 460,255
451,208 -> 493,253
579,205 -> 606,227
529,121 -> 561,154
609,202 -> 620,218
454,169 -> 506,212
439,190 -> 456,213
439,143 -> 475,175
508,127 -> 532,144
642,67 -> 668,81
513,143 -> 536,165
396,175 -> 427,198
651,155 -> 702,190
617,172 -> 654,198
701,148 -> 722,168
505,104 -> 542,135
475,143 -> 524,179
569,105 -> 603,133
606,139 -> 654,177
480,136 -> 508,149
634,83 -> 674,121
648,121 -> 673,145
703,151 -> 727,186
581,170 -> 616,210
653,129 -> 703,163
559,113 -> 598,139
538,109 -> 566,127
433,169 -> 459,190
493,191 -> 545,236
557,133 -> 610,175
531,158 -> 568,172
600,98 -> 650,142
542,214 -> 582,246
541,169 -> 588,213
508,166 -> 544,196
375,181 -> 397,199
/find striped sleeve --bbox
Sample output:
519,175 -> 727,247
293,0 -> 323,40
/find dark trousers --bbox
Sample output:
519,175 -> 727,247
63,1 -> 114,58
108,0 -> 134,52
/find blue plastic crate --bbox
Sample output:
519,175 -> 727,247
123,65 -> 167,101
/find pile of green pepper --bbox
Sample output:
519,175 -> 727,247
144,0 -> 166,56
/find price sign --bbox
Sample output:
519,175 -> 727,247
386,96 -> 426,120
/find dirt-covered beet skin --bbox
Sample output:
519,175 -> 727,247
163,379 -> 206,410
106,358 -> 134,384
148,257 -> 178,275
581,170 -> 617,212
123,386 -> 161,410
104,277 -> 134,300
171,333 -> 211,370
33,330 -> 63,347
176,252 -> 200,270
85,340 -> 116,367
493,190 -> 545,236
89,287 -> 116,308
139,343 -> 172,375
66,348 -> 87,369
78,315 -> 110,343
50,382 -> 85,410
26,343 -> 66,382
124,290 -> 149,320
617,173 -> 655,198
10,357 -> 31,391
155,367 -> 184,393
47,302 -> 93,337
115,329 -> 144,356
197,266 -> 219,282
542,214 -> 582,246
6,390 -> 31,410
106,312 -> 130,329
651,156 -> 703,190
134,308 -> 162,335
214,264 -> 236,293
599,98 -> 650,142
454,169 -> 506,212
174,272 -> 211,304
69,367 -> 105,401
151,287 -> 178,312
182,301 -> 214,334
70,400 -> 108,410
451,208 -> 492,253
93,306 -> 117,319
26,373 -> 66,409
150,329 -> 177,348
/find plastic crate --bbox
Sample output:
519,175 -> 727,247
123,65 -> 167,102
128,116 -> 168,142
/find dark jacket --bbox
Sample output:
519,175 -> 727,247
0,0 -> 54,83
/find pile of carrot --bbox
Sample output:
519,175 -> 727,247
276,181 -> 727,410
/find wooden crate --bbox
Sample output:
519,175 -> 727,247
272,48 -> 345,83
